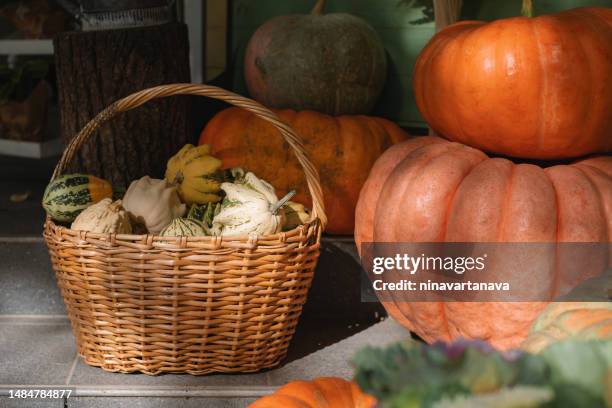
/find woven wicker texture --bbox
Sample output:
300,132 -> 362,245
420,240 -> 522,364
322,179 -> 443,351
44,84 -> 326,375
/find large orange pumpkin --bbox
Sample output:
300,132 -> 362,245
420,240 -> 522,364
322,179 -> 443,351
250,377 -> 376,408
199,108 -> 408,234
413,7 -> 612,160
355,136 -> 611,350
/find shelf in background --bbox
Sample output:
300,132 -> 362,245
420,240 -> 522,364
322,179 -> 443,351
0,138 -> 62,159
0,39 -> 54,55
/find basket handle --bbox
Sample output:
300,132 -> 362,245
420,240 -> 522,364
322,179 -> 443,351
51,83 -> 327,229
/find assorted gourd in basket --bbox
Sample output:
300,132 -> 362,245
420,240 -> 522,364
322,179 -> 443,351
42,143 -> 311,237
42,84 -> 325,376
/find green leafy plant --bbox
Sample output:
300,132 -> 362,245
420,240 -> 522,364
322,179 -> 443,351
0,59 -> 49,104
353,339 -> 611,408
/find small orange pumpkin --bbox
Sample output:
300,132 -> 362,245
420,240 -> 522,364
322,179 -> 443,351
522,302 -> 612,353
199,107 -> 407,234
249,377 -> 376,408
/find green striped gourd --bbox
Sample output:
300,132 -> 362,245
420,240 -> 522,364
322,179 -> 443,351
160,218 -> 208,237
186,202 -> 221,227
43,174 -> 113,222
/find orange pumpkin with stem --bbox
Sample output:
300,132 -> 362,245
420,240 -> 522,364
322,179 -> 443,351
355,136 -> 611,350
199,107 -> 407,234
413,2 -> 612,159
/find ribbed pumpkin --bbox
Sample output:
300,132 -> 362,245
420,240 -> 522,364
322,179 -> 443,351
198,108 -> 407,234
355,136 -> 612,350
413,7 -> 612,160
42,174 -> 112,222
249,377 -> 376,408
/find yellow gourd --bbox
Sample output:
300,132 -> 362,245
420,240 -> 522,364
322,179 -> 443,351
165,144 -> 224,205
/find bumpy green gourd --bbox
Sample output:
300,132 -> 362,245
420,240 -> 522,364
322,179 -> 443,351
43,174 -> 113,222
186,202 -> 221,227
160,218 -> 208,237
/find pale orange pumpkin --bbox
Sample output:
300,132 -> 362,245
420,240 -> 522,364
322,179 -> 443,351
249,377 -> 376,408
355,136 -> 611,349
521,272 -> 612,353
522,302 -> 612,353
413,7 -> 612,160
199,107 -> 407,234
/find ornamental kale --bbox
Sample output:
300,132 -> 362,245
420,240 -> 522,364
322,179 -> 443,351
353,339 -> 611,408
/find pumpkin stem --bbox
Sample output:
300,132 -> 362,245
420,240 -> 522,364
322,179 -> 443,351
311,0 -> 326,15
521,0 -> 533,17
271,190 -> 296,214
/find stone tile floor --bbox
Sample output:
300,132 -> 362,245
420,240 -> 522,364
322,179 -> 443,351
0,154 -> 406,407
0,315 -> 408,408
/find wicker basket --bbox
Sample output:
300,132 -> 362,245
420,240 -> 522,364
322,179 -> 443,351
43,84 -> 327,375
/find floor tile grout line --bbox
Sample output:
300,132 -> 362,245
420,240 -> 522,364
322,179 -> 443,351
64,355 -> 79,386
0,236 -> 44,243
0,385 -> 277,398
0,315 -> 69,325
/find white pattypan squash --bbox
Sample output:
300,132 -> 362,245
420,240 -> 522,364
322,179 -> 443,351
122,176 -> 186,233
237,171 -> 279,204
212,172 -> 293,237
71,198 -> 132,234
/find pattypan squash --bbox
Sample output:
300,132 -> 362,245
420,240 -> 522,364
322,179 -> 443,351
71,198 -> 132,234
211,172 -> 294,237
122,176 -> 186,233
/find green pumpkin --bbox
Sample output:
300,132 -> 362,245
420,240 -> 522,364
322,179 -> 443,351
43,174 -> 113,222
160,218 -> 208,237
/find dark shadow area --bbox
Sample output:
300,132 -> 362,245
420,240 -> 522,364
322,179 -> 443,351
283,241 -> 387,363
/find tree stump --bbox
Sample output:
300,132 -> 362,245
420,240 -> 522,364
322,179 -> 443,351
54,23 -> 191,188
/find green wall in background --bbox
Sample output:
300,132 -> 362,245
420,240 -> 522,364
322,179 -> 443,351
230,0 -> 612,128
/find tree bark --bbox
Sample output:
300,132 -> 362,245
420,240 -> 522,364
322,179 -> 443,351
54,23 -> 191,188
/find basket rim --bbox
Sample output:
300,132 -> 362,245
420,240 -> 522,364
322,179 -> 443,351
44,216 -> 321,247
